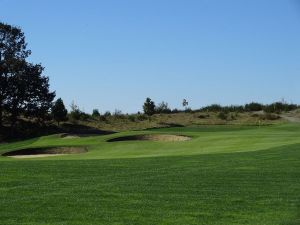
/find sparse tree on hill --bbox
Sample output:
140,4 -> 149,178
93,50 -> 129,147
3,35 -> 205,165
182,99 -> 189,108
114,109 -> 122,116
69,101 -> 82,120
143,97 -> 155,116
52,98 -> 68,126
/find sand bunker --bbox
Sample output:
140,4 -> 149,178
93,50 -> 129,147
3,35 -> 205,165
60,133 -> 101,139
108,134 -> 191,142
2,146 -> 87,158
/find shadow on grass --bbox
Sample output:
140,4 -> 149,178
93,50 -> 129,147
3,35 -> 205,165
2,146 -> 88,157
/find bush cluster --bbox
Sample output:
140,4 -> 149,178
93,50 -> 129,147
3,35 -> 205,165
200,102 -> 298,114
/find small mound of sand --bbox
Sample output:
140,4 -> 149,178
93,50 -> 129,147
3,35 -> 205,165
108,134 -> 191,142
60,134 -> 81,139
60,133 -> 100,139
2,146 -> 87,158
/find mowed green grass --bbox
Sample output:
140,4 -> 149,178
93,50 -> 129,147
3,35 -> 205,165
0,123 -> 300,225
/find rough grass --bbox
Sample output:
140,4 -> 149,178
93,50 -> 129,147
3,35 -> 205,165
82,111 -> 282,132
0,123 -> 299,224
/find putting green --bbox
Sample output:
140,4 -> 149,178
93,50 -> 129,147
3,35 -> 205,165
0,123 -> 299,224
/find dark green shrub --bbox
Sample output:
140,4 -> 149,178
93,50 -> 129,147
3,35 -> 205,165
155,101 -> 171,114
128,114 -> 136,122
185,107 -> 193,113
202,104 -> 223,112
198,114 -> 209,119
245,102 -> 263,112
172,108 -> 180,113
79,112 -> 91,121
218,112 -> 228,120
104,111 -> 111,117
229,112 -> 237,120
99,115 -> 107,122
259,113 -> 280,120
264,102 -> 298,113
113,109 -> 125,119
92,109 -> 100,117
137,114 -> 148,121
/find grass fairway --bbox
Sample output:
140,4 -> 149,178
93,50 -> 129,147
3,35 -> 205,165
0,123 -> 300,225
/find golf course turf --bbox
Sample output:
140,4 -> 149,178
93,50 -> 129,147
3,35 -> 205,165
0,123 -> 300,225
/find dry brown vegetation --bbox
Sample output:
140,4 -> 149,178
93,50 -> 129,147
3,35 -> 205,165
78,111 -> 283,132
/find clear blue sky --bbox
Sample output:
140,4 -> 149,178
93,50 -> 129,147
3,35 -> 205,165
1,0 -> 300,113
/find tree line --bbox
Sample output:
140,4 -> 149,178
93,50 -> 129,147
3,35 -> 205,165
75,98 -> 299,120
141,98 -> 298,116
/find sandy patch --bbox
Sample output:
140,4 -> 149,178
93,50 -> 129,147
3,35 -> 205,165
2,146 -> 87,158
60,133 -> 102,139
108,134 -> 191,142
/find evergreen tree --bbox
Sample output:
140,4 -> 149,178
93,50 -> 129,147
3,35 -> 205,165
51,98 -> 68,126
92,109 -> 100,117
143,98 -> 155,116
